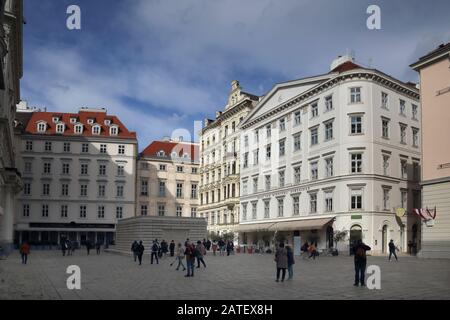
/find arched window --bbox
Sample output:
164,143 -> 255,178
109,126 -> 118,136
157,150 -> 165,157
56,123 -> 65,134
92,125 -> 101,135
37,122 -> 47,133
74,124 -> 83,134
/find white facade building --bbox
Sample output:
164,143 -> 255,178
13,108 -> 137,246
238,56 -> 422,255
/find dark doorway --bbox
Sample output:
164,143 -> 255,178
349,225 -> 362,255
326,226 -> 334,248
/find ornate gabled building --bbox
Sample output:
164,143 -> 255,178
0,0 -> 23,254
198,80 -> 259,239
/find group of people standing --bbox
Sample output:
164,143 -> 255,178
211,239 -> 234,256
61,239 -> 103,256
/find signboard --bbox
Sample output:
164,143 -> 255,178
293,236 -> 302,256
351,215 -> 362,220
396,208 -> 406,218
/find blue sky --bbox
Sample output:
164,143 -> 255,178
22,0 -> 450,150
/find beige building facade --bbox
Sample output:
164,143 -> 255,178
198,81 -> 259,239
411,43 -> 450,258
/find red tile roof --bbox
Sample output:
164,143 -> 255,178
330,61 -> 363,73
23,110 -> 137,139
141,140 -> 199,162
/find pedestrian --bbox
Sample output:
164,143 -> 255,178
286,245 -> 295,280
274,242 -> 288,282
206,239 -> 211,251
185,242 -> 196,277
218,239 -> 225,256
136,241 -> 145,265
184,238 -> 190,247
169,240 -> 175,257
226,241 -> 233,256
171,243 -> 186,271
196,240 -> 207,268
353,239 -> 371,287
161,239 -> 168,258
86,240 -> 92,255
388,239 -> 399,261
151,240 -> 159,264
212,240 -> 218,256
66,240 -> 72,256
308,243 -> 317,260
96,240 -> 102,255
61,238 -> 67,256
131,240 -> 139,262
301,241 -> 309,259
20,242 -> 30,265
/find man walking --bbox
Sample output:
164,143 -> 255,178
173,243 -> 186,271
136,241 -> 144,265
353,240 -> 371,287
169,240 -> 175,257
20,242 -> 30,265
185,242 -> 196,277
274,242 -> 288,282
196,240 -> 207,268
131,240 -> 138,262
151,240 -> 159,264
388,239 -> 399,261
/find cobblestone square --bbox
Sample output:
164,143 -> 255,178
1,251 -> 449,300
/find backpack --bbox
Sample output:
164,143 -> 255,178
152,243 -> 159,252
192,247 -> 200,258
355,246 -> 365,258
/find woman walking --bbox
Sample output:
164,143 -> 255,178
173,243 -> 186,271
274,242 -> 288,282
286,245 -> 295,280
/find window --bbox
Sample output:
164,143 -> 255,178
381,92 -> 388,109
401,190 -> 408,209
310,127 -> 318,145
63,142 -> 71,153
23,183 -> 31,195
351,116 -> 362,134
176,183 -> 183,198
61,184 -> 69,196
159,164 -> 167,171
383,188 -> 390,210
382,118 -> 390,138
400,124 -> 407,144
98,185 -> 106,197
325,121 -> 333,141
325,157 -> 334,177
413,162 -> 420,181
294,111 -> 301,126
79,206 -> 87,218
279,118 -> 286,132
310,194 -> 317,213
351,189 -> 363,210
277,198 -> 284,217
25,141 -> 33,151
293,133 -> 301,151
52,117 -> 59,123
279,170 -> 285,187
110,126 -> 118,136
159,181 -> 166,197
141,205 -> 148,216
99,164 -> 107,175
325,95 -> 333,111
56,124 -> 65,134
242,181 -> 248,195
80,184 -> 88,197
399,99 -> 406,115
98,206 -> 105,218
116,185 -> 124,197
45,141 -> 52,152
294,166 -> 301,184
266,144 -> 271,161
253,177 -> 258,193
92,125 -> 101,135
252,202 -> 257,219
255,130 -> 259,143
412,128 -> 419,147
43,183 -> 54,200
75,124 -> 83,134
266,124 -> 272,138
244,135 -> 249,147
412,104 -> 418,120
253,149 -> 259,166
265,175 -> 271,191
24,162 -> 32,173
310,161 -> 318,180
243,152 -> 249,168
81,163 -> 88,175
176,206 -> 183,217
192,168 -> 198,174
43,162 -> 51,174
100,144 -> 107,154
264,200 -> 270,218
325,192 -> 333,212
177,166 -> 183,173
42,205 -> 49,217
350,87 -> 361,103
141,180 -> 148,196
351,153 -> 363,173
191,207 -> 197,218
61,205 -> 68,218
383,155 -> 390,176
242,203 -> 247,221
311,103 -> 319,118
117,165 -> 124,176
293,196 -> 300,215
62,163 -> 70,175
116,206 -> 123,219
191,184 -> 198,199
158,204 -> 165,216
118,145 -> 125,155
37,122 -> 47,132
23,204 -> 30,217
279,139 -> 286,157
81,143 -> 89,153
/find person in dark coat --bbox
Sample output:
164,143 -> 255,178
353,240 -> 371,286
96,241 -> 102,255
275,242 -> 288,282
61,238 -> 67,256
184,242 -> 196,277
136,241 -> 145,265
20,242 -> 30,264
286,245 -> 295,280
169,240 -> 175,257
388,239 -> 399,261
151,240 -> 159,264
85,240 -> 92,255
131,241 -> 139,262
226,241 -> 234,256
206,239 -> 212,251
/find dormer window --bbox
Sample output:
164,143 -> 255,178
157,150 -> 165,157
172,152 -> 178,158
110,126 -> 118,136
37,122 -> 47,133
183,153 -> 189,159
87,119 -> 94,125
56,123 -> 65,134
74,124 -> 83,134
92,125 -> 101,135
104,119 -> 111,126
52,117 -> 59,123
70,118 -> 77,124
